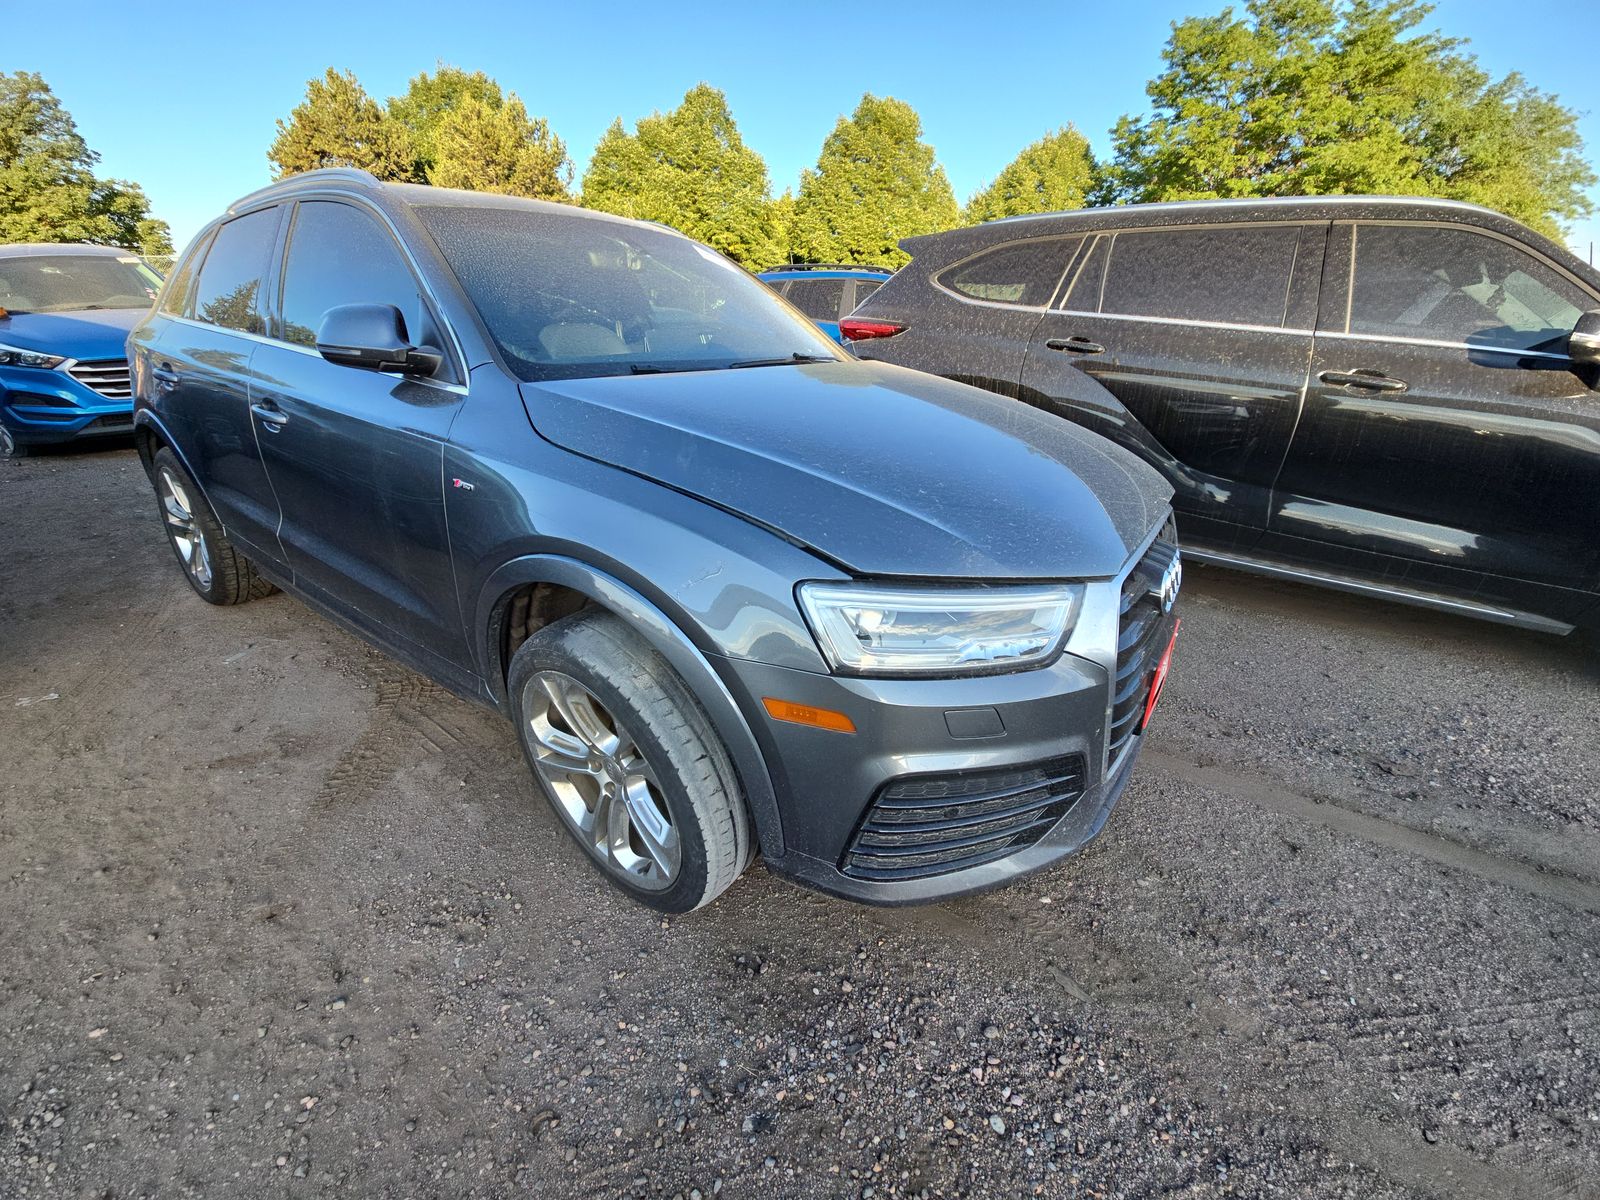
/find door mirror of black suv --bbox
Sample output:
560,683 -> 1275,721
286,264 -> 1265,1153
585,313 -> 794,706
1569,309 -> 1600,370
316,304 -> 443,376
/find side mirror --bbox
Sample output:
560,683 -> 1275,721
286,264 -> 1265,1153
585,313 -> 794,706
316,303 -> 443,376
1569,309 -> 1600,368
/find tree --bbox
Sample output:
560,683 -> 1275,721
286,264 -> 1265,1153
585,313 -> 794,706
388,65 -> 505,180
0,71 -> 172,252
964,126 -> 1095,225
1099,0 -> 1594,236
789,94 -> 959,268
268,68 -> 415,182
429,96 -> 572,200
580,84 -> 782,268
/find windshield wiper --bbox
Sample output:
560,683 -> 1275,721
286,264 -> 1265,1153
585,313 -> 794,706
728,353 -> 836,369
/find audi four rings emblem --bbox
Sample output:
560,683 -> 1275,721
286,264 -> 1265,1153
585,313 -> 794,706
1155,555 -> 1182,615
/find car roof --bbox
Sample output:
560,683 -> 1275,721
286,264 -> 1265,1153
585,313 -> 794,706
0,243 -> 141,259
758,265 -> 893,280
981,194 -> 1510,230
225,168 -> 691,241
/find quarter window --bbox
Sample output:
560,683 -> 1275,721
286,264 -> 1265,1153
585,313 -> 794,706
1347,223 -> 1591,353
192,208 -> 279,334
280,201 -> 427,348
158,230 -> 212,318
939,237 -> 1081,307
1099,225 -> 1300,327
851,279 -> 882,307
786,278 -> 848,321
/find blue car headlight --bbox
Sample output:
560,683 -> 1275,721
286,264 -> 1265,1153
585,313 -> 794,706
0,341 -> 66,370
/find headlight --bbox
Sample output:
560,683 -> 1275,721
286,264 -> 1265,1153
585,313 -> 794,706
798,582 -> 1083,676
0,342 -> 65,370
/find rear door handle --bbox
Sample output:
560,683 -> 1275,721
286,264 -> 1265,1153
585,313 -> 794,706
1045,336 -> 1105,355
250,401 -> 289,430
1319,369 -> 1407,393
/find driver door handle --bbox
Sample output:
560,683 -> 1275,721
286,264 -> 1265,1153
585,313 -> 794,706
1045,336 -> 1105,355
1319,369 -> 1407,393
250,401 -> 289,430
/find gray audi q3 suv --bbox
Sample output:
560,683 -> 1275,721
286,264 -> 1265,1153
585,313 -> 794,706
128,169 -> 1180,912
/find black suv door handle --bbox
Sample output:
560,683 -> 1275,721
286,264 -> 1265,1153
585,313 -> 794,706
250,401 -> 289,430
1045,336 -> 1105,355
151,364 -> 179,391
1319,369 -> 1407,393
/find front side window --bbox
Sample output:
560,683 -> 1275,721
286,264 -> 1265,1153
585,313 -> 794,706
280,201 -> 427,348
1100,225 -> 1300,327
192,207 -> 279,334
786,278 -> 848,321
416,204 -> 840,382
0,253 -> 161,314
1347,223 -> 1592,353
157,231 -> 212,318
938,237 -> 1080,306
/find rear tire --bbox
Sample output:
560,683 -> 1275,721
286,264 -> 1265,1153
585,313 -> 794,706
150,446 -> 278,605
508,609 -> 751,913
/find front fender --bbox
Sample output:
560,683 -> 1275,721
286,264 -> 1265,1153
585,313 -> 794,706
476,554 -> 785,857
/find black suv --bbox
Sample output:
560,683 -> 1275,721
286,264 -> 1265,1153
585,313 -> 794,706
127,170 -> 1179,912
848,197 -> 1600,636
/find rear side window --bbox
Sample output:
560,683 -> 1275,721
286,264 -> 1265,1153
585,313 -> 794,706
939,237 -> 1081,306
279,201 -> 427,348
158,230 -> 213,318
786,278 -> 848,321
192,208 -> 279,334
1346,223 -> 1591,353
1100,226 -> 1300,327
851,280 -> 882,308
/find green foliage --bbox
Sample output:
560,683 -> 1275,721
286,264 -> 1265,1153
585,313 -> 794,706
0,71 -> 171,253
268,68 -> 416,182
429,96 -> 573,200
388,65 -> 505,179
1099,0 -> 1595,236
964,126 -> 1095,224
580,83 -> 782,268
789,94 -> 959,268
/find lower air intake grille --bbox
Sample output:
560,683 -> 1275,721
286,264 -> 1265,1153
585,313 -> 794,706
840,756 -> 1087,882
1108,524 -> 1180,766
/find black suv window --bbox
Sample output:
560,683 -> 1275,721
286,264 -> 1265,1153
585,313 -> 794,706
1347,223 -> 1591,353
940,238 -> 1081,307
786,278 -> 848,321
192,208 -> 279,334
851,280 -> 882,307
1100,225 -> 1300,327
280,201 -> 428,348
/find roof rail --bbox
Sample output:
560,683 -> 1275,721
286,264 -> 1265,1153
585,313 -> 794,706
227,167 -> 382,214
760,262 -> 893,274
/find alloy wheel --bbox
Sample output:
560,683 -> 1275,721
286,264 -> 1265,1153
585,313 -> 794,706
158,467 -> 213,590
523,670 -> 681,890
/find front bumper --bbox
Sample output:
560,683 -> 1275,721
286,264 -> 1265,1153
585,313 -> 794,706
0,363 -> 134,446
710,519 -> 1180,905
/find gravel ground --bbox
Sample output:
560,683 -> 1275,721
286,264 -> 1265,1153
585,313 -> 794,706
2,442 -> 1597,1200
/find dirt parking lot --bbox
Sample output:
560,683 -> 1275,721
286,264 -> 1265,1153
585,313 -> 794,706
2,442 -> 1597,1200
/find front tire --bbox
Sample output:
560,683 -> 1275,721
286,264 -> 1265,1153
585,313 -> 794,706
150,446 -> 277,605
508,609 -> 751,913
0,424 -> 27,458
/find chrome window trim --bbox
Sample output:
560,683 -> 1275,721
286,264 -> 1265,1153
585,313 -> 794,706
1314,328 -> 1572,363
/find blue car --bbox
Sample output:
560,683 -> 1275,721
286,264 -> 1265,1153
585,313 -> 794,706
0,243 -> 163,457
758,264 -> 892,343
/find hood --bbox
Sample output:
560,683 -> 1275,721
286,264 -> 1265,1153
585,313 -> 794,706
519,360 -> 1171,580
0,308 -> 146,361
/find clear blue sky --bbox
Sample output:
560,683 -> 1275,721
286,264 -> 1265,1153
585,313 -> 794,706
8,0 -> 1598,261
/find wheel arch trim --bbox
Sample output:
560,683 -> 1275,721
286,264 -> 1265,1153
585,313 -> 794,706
476,554 -> 785,857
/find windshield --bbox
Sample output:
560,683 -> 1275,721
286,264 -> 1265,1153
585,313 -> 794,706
416,205 -> 842,382
0,253 -> 163,314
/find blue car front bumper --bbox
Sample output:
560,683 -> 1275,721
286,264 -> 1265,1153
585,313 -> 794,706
0,360 -> 134,446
